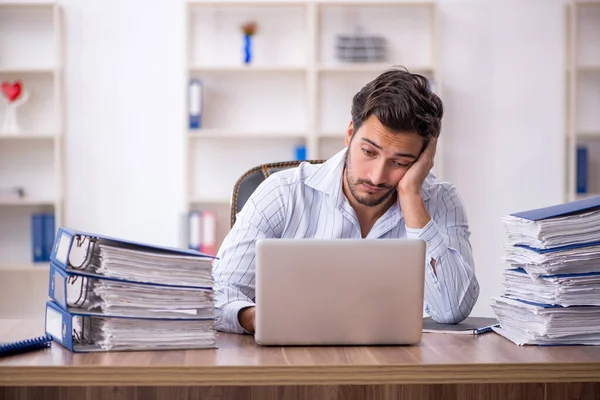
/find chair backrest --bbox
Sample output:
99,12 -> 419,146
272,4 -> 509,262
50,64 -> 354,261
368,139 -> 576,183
230,160 -> 325,228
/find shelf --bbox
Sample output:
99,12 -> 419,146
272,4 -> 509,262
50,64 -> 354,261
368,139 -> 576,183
317,1 -> 435,6
0,262 -> 49,272
189,65 -> 306,73
190,197 -> 231,204
0,66 -> 56,74
576,131 -> 600,138
0,2 -> 55,8
0,198 -> 57,206
576,193 -> 600,200
318,132 -> 345,138
188,0 -> 306,6
577,66 -> 600,73
317,64 -> 435,74
189,130 -> 307,139
0,133 -> 58,140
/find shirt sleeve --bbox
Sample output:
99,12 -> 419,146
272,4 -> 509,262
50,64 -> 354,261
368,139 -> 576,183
405,185 -> 480,324
212,176 -> 288,334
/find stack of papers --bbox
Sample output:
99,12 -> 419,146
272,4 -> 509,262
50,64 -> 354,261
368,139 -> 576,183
490,297 -> 600,345
494,196 -> 600,345
502,196 -> 600,249
89,241 -> 214,287
503,243 -> 600,277
85,317 -> 215,351
64,272 -> 214,319
45,227 -> 218,352
502,269 -> 600,307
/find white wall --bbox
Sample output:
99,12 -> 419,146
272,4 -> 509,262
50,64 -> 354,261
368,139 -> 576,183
62,0 -> 186,247
59,0 -> 566,317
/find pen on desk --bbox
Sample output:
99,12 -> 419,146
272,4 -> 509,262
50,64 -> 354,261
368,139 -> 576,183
473,324 -> 500,335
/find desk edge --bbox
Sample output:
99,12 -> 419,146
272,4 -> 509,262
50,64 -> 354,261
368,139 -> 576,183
1,363 -> 600,386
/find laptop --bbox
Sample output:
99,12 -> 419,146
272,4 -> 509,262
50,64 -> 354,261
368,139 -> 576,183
254,238 -> 426,346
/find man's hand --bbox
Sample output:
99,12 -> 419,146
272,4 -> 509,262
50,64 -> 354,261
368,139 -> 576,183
397,137 -> 437,197
397,137 -> 436,229
397,137 -> 437,274
238,306 -> 256,333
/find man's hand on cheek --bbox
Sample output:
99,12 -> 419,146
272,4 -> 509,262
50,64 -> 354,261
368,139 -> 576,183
397,137 -> 437,198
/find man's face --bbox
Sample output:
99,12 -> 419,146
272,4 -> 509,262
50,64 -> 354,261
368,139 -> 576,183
344,115 -> 425,207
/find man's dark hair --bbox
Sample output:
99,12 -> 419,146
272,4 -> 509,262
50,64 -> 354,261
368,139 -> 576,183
350,66 -> 443,142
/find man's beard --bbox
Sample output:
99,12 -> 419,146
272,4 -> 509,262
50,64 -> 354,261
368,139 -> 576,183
344,150 -> 396,207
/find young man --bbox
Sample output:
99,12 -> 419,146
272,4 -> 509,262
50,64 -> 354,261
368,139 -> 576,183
213,67 -> 479,334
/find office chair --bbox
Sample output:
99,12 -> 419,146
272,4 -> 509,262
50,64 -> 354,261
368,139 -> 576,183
230,160 -> 325,227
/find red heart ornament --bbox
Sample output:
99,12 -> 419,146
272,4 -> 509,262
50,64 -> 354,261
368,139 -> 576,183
1,81 -> 22,102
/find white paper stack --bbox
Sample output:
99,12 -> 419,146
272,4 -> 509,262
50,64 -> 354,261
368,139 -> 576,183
491,297 -> 600,345
89,241 -> 214,287
494,196 -> 600,346
502,269 -> 600,307
502,244 -> 600,277
87,317 -> 216,351
502,208 -> 600,249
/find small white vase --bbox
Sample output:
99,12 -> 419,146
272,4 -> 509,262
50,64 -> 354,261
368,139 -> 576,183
0,91 -> 29,136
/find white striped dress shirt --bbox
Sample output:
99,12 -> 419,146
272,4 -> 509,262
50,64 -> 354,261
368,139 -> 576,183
213,148 -> 480,333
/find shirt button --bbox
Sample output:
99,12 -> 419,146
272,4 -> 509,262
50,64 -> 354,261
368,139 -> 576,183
426,241 -> 431,247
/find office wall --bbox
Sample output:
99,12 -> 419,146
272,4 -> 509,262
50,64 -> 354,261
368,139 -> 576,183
60,0 -> 566,317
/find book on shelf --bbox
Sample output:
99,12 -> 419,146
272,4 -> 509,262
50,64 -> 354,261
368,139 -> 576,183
188,210 -> 217,256
32,213 -> 54,263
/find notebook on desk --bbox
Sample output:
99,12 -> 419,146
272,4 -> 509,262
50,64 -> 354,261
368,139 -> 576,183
422,317 -> 499,335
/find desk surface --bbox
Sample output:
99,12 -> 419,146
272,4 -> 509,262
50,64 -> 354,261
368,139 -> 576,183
1,319 -> 600,387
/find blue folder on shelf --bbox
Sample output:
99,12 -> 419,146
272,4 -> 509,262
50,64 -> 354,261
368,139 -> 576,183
511,195 -> 600,221
44,301 -> 216,353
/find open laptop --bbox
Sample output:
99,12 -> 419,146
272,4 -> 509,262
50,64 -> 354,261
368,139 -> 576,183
254,238 -> 426,346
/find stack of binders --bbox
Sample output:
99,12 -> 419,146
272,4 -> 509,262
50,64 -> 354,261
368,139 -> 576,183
44,227 -> 218,352
492,196 -> 600,345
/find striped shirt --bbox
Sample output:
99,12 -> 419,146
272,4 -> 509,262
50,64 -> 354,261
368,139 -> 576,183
213,148 -> 480,333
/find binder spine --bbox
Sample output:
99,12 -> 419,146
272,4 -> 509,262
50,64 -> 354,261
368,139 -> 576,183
49,263 -> 70,310
45,301 -> 75,351
576,145 -> 588,194
32,214 -> 45,262
188,211 -> 201,252
43,213 -> 56,263
50,226 -> 74,268
188,79 -> 202,129
200,210 -> 217,255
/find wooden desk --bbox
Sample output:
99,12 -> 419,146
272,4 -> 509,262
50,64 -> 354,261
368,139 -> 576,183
1,319 -> 599,400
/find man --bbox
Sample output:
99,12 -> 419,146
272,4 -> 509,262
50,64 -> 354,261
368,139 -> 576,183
213,66 -> 479,334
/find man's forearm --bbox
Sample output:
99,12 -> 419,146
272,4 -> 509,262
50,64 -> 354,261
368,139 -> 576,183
399,192 -> 437,272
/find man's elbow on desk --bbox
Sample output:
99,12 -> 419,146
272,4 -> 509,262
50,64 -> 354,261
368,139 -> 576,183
426,277 -> 480,325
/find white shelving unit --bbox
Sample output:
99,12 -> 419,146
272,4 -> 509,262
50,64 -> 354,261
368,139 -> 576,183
184,0 -> 442,251
566,1 -> 600,201
0,2 -> 64,318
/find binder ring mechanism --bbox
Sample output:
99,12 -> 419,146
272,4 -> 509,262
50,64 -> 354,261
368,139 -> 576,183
69,235 -> 96,271
66,275 -> 89,308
